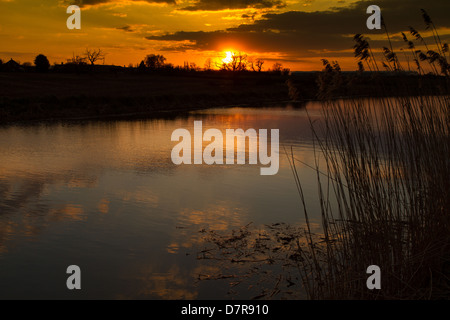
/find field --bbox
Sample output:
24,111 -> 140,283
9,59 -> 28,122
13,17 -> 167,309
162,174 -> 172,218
1,70 -> 447,124
0,72 -> 290,123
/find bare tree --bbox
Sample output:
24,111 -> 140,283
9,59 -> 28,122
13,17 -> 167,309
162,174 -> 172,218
204,58 -> 212,71
85,48 -> 105,65
67,53 -> 87,65
255,59 -> 264,72
220,52 -> 248,71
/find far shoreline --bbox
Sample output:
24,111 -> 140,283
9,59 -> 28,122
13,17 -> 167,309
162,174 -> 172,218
1,71 -> 448,125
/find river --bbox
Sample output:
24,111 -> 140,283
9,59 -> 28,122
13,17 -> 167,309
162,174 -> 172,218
0,102 -> 330,299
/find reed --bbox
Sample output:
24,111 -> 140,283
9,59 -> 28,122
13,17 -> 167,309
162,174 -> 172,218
288,92 -> 449,299
284,12 -> 449,299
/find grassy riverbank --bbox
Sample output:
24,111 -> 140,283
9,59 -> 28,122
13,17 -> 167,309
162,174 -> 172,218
292,93 -> 450,299
0,72 -> 290,123
1,71 -> 448,124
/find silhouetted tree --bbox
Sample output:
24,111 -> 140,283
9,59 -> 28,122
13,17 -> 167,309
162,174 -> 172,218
271,62 -> 283,72
220,52 -> 248,71
67,53 -> 87,65
249,58 -> 264,72
85,48 -> 105,65
204,58 -> 212,71
138,60 -> 146,71
34,54 -> 50,72
255,59 -> 264,72
144,54 -> 166,70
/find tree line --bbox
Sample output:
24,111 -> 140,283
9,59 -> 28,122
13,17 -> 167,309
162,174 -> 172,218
136,52 -> 289,74
0,49 -> 289,74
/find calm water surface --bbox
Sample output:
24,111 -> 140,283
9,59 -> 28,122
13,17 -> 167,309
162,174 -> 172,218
0,103 -> 328,299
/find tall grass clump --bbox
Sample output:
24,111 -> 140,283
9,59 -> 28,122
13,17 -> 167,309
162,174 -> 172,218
288,10 -> 450,299
288,91 -> 449,299
292,10 -> 450,299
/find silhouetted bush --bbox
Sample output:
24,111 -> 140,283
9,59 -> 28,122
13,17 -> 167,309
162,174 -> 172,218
34,54 -> 50,73
144,54 -> 166,70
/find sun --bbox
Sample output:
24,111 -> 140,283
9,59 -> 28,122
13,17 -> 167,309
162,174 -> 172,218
222,51 -> 234,64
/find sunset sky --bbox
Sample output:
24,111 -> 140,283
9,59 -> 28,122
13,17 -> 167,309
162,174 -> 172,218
1,0 -> 449,70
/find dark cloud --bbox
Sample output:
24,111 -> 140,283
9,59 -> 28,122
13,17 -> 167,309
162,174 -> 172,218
68,0 -> 283,11
147,0 -> 450,56
180,0 -> 286,11
117,25 -> 134,32
68,0 -> 175,7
